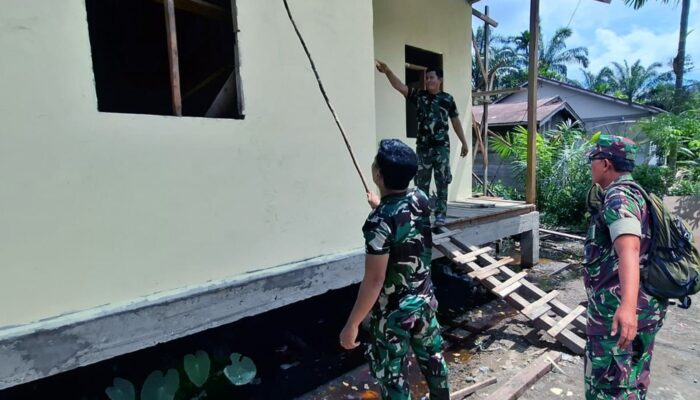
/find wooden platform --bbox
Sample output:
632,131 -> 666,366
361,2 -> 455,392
433,226 -> 587,355
446,198 -> 535,227
440,198 -> 540,267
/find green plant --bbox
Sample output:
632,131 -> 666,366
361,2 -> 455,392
105,351 -> 257,400
106,378 -> 136,400
224,353 -> 257,385
632,165 -> 672,195
141,369 -> 179,400
183,350 -> 211,388
489,122 -> 591,229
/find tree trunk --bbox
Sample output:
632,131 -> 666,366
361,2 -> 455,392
673,0 -> 690,104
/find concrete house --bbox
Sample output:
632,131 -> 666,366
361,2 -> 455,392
0,0 -> 488,390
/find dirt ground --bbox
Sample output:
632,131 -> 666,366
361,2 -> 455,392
297,240 -> 700,400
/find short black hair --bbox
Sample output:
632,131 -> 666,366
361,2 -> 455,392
426,68 -> 443,79
611,158 -> 635,172
375,139 -> 418,190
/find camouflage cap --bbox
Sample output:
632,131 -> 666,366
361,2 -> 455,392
586,134 -> 637,162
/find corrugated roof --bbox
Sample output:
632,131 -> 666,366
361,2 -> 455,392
472,96 -> 577,126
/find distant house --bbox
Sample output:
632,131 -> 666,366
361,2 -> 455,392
473,96 -> 581,135
497,76 -> 663,141
473,77 -> 664,189
472,97 -> 582,189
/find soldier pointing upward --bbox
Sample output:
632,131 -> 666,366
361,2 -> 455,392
376,61 -> 469,226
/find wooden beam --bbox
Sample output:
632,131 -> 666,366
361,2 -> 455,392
540,228 -> 586,241
472,87 -> 527,98
163,0 -> 183,116
472,7 -> 498,27
525,0 -> 539,205
151,0 -> 228,21
485,351 -> 562,400
451,377 -> 497,399
405,62 -> 428,71
481,6 -> 491,197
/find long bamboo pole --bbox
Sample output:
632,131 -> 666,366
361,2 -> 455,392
164,0 -> 182,116
282,0 -> 369,193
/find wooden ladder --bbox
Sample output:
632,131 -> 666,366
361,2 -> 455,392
432,228 -> 587,354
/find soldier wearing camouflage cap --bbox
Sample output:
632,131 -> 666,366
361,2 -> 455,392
375,60 -> 469,225
340,139 -> 450,400
583,135 -> 668,399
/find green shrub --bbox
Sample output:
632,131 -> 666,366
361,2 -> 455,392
632,165 -> 671,196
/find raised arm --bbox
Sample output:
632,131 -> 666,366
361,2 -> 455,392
376,60 -> 409,98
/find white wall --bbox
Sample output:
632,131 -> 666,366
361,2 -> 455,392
373,0 -> 473,199
0,0 -> 376,327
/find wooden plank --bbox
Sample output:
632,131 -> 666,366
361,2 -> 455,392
547,305 -> 586,338
525,0 -> 539,205
469,257 -> 514,279
484,351 -> 561,400
472,7 -> 499,27
540,228 -> 586,241
453,247 -> 493,264
521,290 -> 559,319
163,0 -> 183,116
433,230 -> 461,242
497,281 -> 523,298
152,0 -> 228,21
492,272 -> 527,297
451,377 -> 498,399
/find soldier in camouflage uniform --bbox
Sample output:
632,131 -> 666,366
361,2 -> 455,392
340,139 -> 449,400
376,61 -> 469,225
583,135 -> 668,399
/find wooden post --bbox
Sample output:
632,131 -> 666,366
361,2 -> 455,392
164,0 -> 183,116
481,6 -> 490,197
525,0 -> 539,205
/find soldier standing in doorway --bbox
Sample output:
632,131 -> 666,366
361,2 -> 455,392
376,61 -> 469,226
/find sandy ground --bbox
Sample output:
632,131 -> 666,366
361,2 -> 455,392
297,241 -> 700,400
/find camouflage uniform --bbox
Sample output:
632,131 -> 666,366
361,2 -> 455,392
583,135 -> 668,399
362,188 -> 449,400
407,88 -> 459,218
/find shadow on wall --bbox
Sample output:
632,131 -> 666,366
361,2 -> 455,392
664,196 -> 700,250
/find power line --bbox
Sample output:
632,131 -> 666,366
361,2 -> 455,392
567,0 -> 583,28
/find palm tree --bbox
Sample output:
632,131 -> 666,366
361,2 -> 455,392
472,27 -> 525,91
539,27 -> 589,77
580,67 -> 614,94
624,0 -> 691,105
504,25 -> 588,80
609,60 -> 662,102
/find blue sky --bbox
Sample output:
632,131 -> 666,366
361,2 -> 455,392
475,0 -> 699,83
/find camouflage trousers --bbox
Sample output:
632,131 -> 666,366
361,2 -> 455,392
584,330 -> 660,399
415,145 -> 452,217
366,302 -> 450,399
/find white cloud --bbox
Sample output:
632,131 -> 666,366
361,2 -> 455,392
587,27 -> 679,73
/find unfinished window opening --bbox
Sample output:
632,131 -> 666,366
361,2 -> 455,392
85,0 -> 244,119
405,45 -> 443,138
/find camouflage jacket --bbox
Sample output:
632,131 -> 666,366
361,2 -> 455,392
362,188 -> 436,316
407,88 -> 458,148
584,175 -> 667,335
